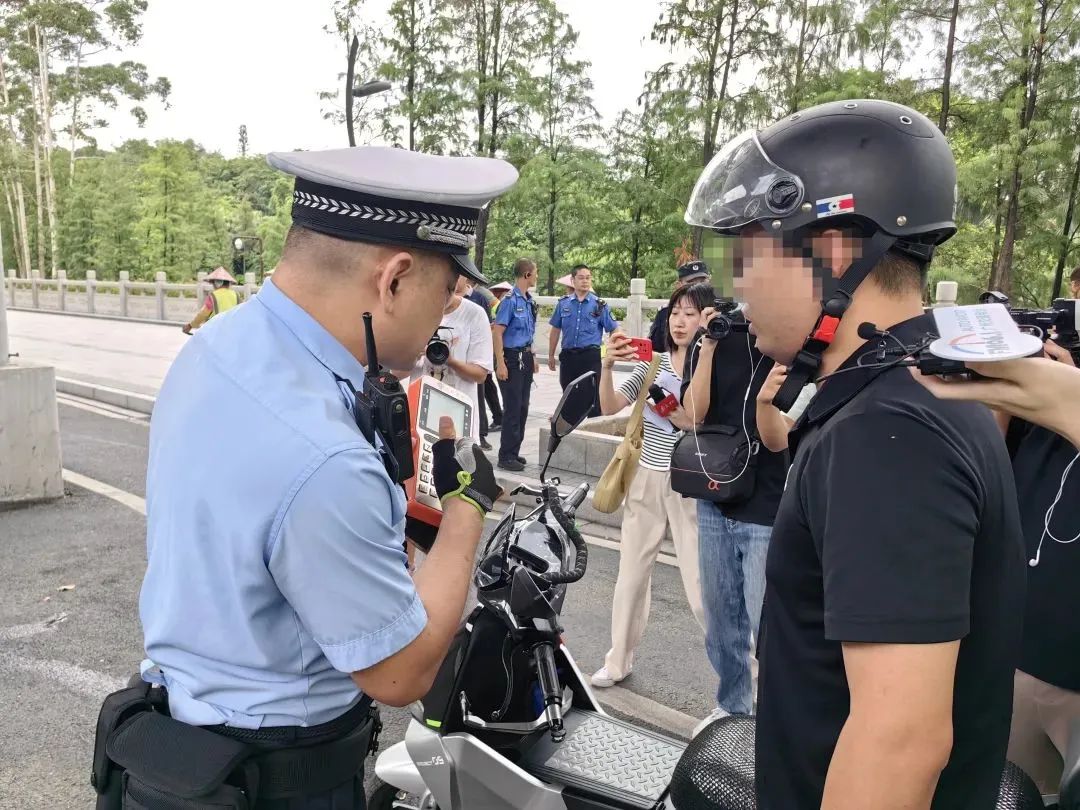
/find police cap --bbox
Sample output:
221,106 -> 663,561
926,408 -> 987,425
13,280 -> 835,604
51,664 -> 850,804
267,146 -> 518,285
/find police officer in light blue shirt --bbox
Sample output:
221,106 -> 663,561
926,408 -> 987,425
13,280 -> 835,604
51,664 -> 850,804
136,146 -> 514,809
547,263 -> 618,417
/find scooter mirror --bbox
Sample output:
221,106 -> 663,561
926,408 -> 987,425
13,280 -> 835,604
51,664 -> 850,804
550,371 -> 597,442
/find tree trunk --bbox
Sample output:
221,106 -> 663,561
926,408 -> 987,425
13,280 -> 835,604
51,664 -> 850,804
700,2 -> 725,166
474,204 -> 490,277
791,0 -> 810,115
36,25 -> 60,278
69,43 -> 83,181
546,177 -> 557,295
1051,142 -> 1080,300
407,0 -> 417,152
0,53 -> 31,275
629,205 -> 643,279
990,0 -> 1050,296
346,34 -> 359,147
30,57 -> 46,278
938,0 -> 960,133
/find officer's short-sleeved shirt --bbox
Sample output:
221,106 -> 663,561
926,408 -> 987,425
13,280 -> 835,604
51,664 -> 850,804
141,278 -> 427,729
1009,420 -> 1080,690
549,292 -> 618,350
755,314 -> 1026,810
494,287 -> 536,349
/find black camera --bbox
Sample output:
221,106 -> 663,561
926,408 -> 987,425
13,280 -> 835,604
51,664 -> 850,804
979,291 -> 1080,358
708,298 -> 750,341
426,328 -> 452,366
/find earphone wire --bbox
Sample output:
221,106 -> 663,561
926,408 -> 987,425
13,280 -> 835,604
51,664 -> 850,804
687,330 -> 761,485
1030,449 -> 1080,567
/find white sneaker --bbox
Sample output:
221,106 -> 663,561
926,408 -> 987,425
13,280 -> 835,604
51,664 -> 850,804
590,665 -> 629,688
692,707 -> 731,738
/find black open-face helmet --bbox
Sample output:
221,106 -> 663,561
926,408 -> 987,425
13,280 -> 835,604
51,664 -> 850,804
685,100 -> 959,410
686,99 -> 957,255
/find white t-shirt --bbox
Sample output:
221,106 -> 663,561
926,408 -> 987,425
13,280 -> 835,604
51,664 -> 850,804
414,297 -> 494,439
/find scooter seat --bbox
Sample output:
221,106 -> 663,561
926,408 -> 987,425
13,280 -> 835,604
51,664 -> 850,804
668,716 -> 1046,810
669,715 -> 756,810
520,709 -> 686,809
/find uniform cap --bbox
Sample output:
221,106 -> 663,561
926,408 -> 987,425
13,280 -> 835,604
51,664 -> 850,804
677,260 -> 709,282
267,146 -> 519,285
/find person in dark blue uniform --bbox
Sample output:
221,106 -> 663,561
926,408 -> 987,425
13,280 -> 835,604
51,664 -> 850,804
493,258 -> 539,472
547,264 -> 618,417
648,260 -> 710,353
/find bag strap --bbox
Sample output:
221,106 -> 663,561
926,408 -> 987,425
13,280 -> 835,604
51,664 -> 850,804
623,355 -> 663,443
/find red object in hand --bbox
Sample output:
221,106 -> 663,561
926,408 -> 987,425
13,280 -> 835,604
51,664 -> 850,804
627,337 -> 653,362
649,385 -> 679,417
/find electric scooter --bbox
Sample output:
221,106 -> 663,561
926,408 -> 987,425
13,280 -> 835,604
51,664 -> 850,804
369,371 -> 1078,810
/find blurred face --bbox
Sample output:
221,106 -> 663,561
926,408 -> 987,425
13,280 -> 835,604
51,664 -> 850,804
733,229 -> 852,365
572,268 -> 592,295
668,297 -> 705,348
1071,278 -> 1080,299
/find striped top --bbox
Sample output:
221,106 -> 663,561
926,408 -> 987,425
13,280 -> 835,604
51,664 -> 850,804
618,353 -> 683,472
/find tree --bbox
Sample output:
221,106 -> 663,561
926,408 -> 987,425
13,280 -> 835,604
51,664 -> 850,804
378,0 -> 465,153
761,0 -> 851,117
318,19 -> 388,146
448,0 -> 546,273
521,4 -> 599,293
238,125 -> 248,158
966,0 -> 1080,295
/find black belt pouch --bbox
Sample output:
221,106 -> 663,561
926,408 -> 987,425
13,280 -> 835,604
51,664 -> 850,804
106,712 -> 258,809
92,680 -> 158,810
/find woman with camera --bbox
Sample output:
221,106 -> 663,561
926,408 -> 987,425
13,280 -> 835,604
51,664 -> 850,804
589,284 -> 711,689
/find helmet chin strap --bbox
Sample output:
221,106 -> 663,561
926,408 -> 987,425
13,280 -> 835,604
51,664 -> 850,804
772,230 -> 898,412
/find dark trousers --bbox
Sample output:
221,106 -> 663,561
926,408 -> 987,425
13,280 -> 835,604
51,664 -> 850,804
256,776 -> 365,808
560,346 -> 603,418
478,374 -> 503,437
498,348 -> 534,463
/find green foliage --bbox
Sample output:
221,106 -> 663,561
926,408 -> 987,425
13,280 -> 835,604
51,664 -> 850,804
2,0 -> 1080,311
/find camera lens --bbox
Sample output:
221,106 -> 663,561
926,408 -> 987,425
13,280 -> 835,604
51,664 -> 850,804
426,336 -> 450,366
708,316 -> 732,341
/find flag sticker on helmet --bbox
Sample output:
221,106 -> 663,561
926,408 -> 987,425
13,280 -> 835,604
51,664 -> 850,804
815,194 -> 855,218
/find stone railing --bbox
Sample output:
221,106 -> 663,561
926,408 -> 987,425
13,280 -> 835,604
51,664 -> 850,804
3,271 -> 671,337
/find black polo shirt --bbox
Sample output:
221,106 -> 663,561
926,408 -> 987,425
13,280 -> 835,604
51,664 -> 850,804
1009,420 -> 1080,690
755,314 -> 1026,810
681,330 -> 789,527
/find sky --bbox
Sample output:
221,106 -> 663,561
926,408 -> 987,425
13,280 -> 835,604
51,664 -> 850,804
85,0 -> 674,157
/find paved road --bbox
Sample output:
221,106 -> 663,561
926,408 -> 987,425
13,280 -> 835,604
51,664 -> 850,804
0,399 -> 715,807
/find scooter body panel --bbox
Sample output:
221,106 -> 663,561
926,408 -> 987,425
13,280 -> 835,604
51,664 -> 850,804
373,732 -> 429,798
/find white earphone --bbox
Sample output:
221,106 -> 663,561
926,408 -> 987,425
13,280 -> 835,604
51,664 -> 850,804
1029,450 -> 1080,568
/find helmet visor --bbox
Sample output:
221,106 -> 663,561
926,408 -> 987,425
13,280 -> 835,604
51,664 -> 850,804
685,131 -> 805,232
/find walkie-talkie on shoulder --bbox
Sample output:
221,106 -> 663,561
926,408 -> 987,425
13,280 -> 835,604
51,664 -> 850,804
362,313 -> 414,484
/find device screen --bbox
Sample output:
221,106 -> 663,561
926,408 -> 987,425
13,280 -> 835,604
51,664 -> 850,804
422,387 -> 468,435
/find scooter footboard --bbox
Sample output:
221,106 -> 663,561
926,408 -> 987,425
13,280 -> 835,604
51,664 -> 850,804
520,709 -> 685,809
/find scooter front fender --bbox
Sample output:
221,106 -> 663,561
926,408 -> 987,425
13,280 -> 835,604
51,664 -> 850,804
374,737 -> 430,797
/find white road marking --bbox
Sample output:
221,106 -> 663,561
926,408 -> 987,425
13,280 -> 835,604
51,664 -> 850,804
0,648 -> 125,699
56,392 -> 149,423
0,615 -> 66,642
62,469 -> 146,516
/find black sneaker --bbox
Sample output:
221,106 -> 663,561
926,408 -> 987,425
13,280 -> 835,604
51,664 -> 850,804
480,438 -> 493,451
498,459 -> 525,472
516,456 -> 527,465
490,420 -> 502,431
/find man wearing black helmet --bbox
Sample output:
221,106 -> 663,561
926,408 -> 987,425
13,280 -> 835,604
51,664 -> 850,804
687,100 -> 1026,809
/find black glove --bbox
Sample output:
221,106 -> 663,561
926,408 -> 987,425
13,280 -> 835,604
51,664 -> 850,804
432,439 -> 502,516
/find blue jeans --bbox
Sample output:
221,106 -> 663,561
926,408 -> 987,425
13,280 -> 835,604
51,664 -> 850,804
697,500 -> 772,715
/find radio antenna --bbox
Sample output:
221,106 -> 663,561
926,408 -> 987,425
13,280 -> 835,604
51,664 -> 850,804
363,312 -> 379,373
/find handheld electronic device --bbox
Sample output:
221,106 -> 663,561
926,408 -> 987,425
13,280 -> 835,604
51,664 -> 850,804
404,376 -> 475,526
627,337 -> 653,362
648,384 -> 679,417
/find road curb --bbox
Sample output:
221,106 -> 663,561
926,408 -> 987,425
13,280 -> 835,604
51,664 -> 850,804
55,377 -> 156,415
8,305 -> 187,328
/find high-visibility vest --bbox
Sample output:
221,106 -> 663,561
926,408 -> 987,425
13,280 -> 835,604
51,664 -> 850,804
210,287 -> 239,317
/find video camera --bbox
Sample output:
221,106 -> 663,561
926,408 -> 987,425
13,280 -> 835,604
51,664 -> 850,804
708,298 -> 751,341
979,291 -> 1080,361
426,327 -> 453,367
